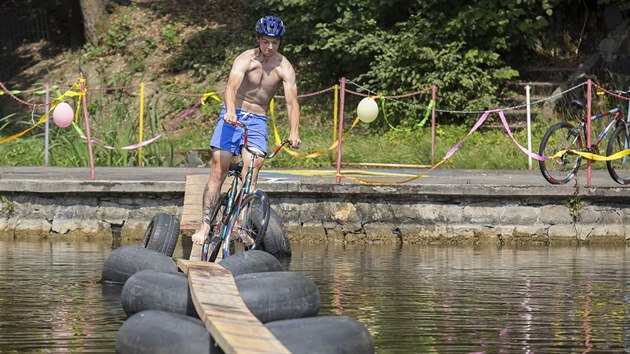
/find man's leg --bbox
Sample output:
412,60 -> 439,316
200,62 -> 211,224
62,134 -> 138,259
191,149 -> 233,245
240,147 -> 266,190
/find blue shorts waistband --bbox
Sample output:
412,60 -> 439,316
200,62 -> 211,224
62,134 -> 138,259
222,106 -> 267,121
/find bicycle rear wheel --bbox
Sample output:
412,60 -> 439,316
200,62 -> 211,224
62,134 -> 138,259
225,190 -> 271,257
606,124 -> 630,185
539,121 -> 583,185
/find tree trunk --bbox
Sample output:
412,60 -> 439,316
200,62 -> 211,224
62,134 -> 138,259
79,0 -> 109,46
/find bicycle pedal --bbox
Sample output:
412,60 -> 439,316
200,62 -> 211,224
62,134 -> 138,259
237,231 -> 255,247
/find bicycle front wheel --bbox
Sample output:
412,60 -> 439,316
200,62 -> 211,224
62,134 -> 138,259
538,122 -> 583,185
606,124 -> 630,185
225,190 -> 271,257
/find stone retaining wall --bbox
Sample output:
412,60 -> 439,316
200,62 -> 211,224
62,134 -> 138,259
1,188 -> 628,245
274,194 -> 629,245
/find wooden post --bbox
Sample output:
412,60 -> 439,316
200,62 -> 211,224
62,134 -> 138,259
138,82 -> 145,167
335,78 -> 346,184
80,77 -> 96,180
333,84 -> 339,141
431,85 -> 437,166
44,83 -> 50,166
526,85 -> 532,170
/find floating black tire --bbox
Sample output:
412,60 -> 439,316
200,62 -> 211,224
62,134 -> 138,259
121,270 -> 194,317
122,270 -> 319,323
116,310 -> 374,354
218,249 -> 284,276
235,272 -> 319,323
266,316 -> 376,354
249,205 -> 291,258
141,213 -> 180,257
115,310 -> 221,354
101,246 -> 177,284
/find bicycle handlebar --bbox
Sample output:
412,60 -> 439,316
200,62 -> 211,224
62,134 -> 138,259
229,121 -> 291,159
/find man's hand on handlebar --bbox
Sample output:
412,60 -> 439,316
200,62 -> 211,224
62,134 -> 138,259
224,111 -> 238,125
288,134 -> 301,149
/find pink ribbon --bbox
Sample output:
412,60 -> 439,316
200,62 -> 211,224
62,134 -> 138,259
80,96 -> 205,150
443,109 -> 547,162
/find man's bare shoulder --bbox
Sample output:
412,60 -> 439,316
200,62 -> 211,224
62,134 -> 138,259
234,48 -> 257,62
277,54 -> 296,77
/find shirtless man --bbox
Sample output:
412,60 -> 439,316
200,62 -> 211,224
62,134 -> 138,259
191,16 -> 301,245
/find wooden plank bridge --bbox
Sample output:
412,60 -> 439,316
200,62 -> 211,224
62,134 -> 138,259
179,174 -> 290,353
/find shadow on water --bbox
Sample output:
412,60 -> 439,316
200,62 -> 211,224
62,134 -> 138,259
1,236 -> 629,353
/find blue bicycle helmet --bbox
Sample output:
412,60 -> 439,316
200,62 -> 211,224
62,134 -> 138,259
256,16 -> 285,37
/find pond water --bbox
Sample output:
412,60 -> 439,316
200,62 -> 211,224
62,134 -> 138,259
1,237 -> 629,353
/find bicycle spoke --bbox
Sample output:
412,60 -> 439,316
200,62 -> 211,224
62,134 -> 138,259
539,122 -> 582,185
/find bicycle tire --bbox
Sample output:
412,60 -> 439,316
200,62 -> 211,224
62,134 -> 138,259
203,192 -> 229,262
224,190 -> 270,257
606,124 -> 630,185
249,205 -> 291,257
538,121 -> 583,185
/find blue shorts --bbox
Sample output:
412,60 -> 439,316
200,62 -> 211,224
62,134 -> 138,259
210,106 -> 268,156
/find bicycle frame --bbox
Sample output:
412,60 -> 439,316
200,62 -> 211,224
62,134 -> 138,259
539,88 -> 630,185
201,121 -> 289,261
581,106 -> 623,150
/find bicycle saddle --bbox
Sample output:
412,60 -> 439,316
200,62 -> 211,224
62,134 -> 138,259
244,145 -> 268,158
229,161 -> 243,175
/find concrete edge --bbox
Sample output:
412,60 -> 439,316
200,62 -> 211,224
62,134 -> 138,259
0,178 -> 626,200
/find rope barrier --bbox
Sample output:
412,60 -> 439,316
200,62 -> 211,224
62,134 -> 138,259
274,86 -> 335,100
0,79 -> 86,145
269,98 -> 362,158
75,92 -> 222,150
344,79 -> 436,133
3,77 -> 630,183
592,82 -> 630,101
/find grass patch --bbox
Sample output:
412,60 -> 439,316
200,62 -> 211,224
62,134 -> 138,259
1,104 -> 568,170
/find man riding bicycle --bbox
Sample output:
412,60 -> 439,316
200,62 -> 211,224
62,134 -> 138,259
192,15 -> 301,245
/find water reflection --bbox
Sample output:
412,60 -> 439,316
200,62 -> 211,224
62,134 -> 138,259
1,237 -> 629,353
287,243 -> 630,353
0,237 -> 128,352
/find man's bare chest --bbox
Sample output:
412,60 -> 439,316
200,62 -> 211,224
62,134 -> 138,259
244,61 -> 281,87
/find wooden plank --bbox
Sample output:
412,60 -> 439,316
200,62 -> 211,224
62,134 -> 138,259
178,259 -> 291,354
180,174 -> 207,230
189,243 -> 202,261
181,174 -> 232,231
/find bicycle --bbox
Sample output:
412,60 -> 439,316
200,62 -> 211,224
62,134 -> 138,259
539,88 -> 630,185
200,121 -> 291,262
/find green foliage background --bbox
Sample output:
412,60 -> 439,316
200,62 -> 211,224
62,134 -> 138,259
1,0 -> 628,168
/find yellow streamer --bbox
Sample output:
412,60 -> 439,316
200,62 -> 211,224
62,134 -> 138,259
552,148 -> 630,161
265,169 -> 417,178
270,98 -> 361,158
337,159 -> 447,184
201,92 -> 222,104
0,80 -> 85,145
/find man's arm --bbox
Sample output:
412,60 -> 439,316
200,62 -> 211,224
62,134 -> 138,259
281,61 -> 301,148
223,53 -> 250,123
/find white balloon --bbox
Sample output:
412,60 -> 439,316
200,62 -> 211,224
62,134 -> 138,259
52,101 -> 74,128
357,97 -> 379,123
